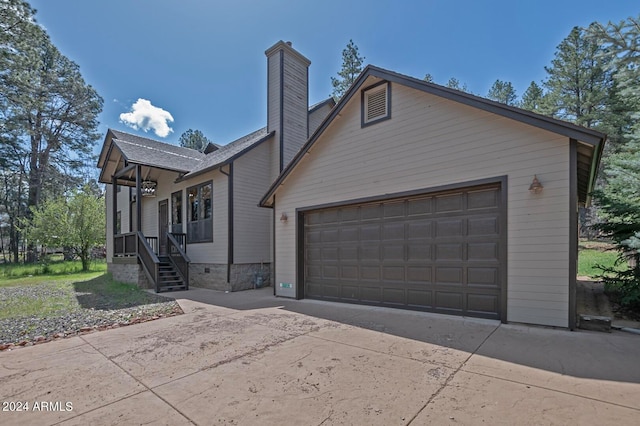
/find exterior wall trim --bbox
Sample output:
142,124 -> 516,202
569,139 -> 578,330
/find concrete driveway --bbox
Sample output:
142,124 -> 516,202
1,287 -> 639,425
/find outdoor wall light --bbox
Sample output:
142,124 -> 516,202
141,180 -> 157,197
280,212 -> 288,223
529,175 -> 544,194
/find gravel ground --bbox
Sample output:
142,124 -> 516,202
0,284 -> 182,347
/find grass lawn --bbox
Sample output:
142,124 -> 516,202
578,242 -> 625,279
0,261 -> 182,347
0,257 -> 107,280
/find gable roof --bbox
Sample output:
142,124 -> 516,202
178,127 -> 274,181
260,65 -> 607,207
108,129 -> 206,172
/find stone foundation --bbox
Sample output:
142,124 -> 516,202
108,258 -> 152,289
190,263 -> 228,291
230,263 -> 271,291
109,259 -> 270,293
189,263 -> 271,292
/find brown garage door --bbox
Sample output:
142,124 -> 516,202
304,184 -> 504,320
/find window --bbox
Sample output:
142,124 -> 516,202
171,190 -> 183,233
187,181 -> 213,243
361,81 -> 391,127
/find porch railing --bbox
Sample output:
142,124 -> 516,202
167,232 -> 190,290
136,231 -> 161,292
114,232 -> 137,256
145,236 -> 158,255
170,233 -> 187,253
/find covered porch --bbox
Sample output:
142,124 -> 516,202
97,130 -> 202,292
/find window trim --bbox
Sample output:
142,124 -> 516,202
186,181 -> 213,243
361,81 -> 391,127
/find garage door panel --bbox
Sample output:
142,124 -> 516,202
435,291 -> 463,311
407,289 -> 432,308
383,288 -> 406,305
361,225 -> 381,240
436,243 -> 463,260
408,220 -> 433,238
340,246 -> 358,260
435,193 -> 464,213
467,293 -> 499,317
340,227 -> 359,242
383,244 -> 404,260
467,267 -> 499,288
467,188 -> 499,210
360,266 -> 380,280
435,267 -> 463,285
468,242 -> 498,261
383,222 -> 405,239
361,204 -> 382,220
338,207 -> 358,222
340,265 -> 358,280
408,198 -> 432,216
383,202 -> 405,218
360,286 -> 381,303
382,265 -> 405,281
304,184 -> 503,320
361,245 -> 380,261
436,219 -> 464,237
468,216 -> 499,235
408,244 -> 431,261
407,266 -> 432,282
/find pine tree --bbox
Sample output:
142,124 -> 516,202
331,40 -> 365,101
543,24 -> 613,129
487,79 -> 517,105
178,129 -> 212,152
445,77 -> 470,93
589,16 -> 640,308
520,81 -> 545,112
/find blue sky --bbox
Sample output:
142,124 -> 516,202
29,0 -> 638,147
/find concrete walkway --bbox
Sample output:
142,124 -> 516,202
1,287 -> 639,425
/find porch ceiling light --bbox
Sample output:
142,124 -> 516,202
142,180 -> 157,197
529,175 -> 543,194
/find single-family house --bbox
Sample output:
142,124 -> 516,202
97,41 -> 334,292
99,41 -> 605,329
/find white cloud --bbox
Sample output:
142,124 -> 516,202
119,98 -> 174,138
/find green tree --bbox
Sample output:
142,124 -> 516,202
543,24 -> 613,128
1,3 -> 103,261
589,16 -> 640,308
487,79 -> 517,105
178,129 -> 212,152
423,73 -> 434,83
520,81 -> 545,112
445,77 -> 470,93
331,39 -> 365,101
24,187 -> 105,271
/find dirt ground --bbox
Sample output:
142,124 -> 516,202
577,277 -> 640,329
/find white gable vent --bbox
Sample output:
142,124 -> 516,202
363,82 -> 390,125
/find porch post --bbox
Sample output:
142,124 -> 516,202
112,176 -> 118,235
136,164 -> 142,233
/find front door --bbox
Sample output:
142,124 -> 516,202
159,199 -> 169,256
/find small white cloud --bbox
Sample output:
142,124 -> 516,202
119,98 -> 174,138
